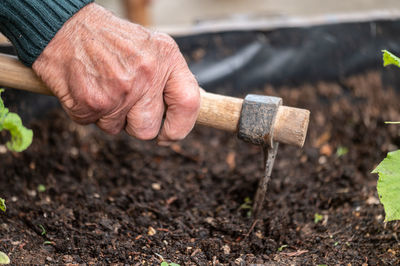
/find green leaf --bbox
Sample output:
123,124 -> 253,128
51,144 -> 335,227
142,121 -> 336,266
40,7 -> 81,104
39,224 -> 46,236
372,150 -> 400,221
314,213 -> 323,224
160,262 -> 180,266
37,184 -> 46,193
382,50 -> 400,68
336,146 -> 348,157
0,198 -> 5,212
277,244 -> 288,252
0,251 -> 10,265
0,89 -> 33,152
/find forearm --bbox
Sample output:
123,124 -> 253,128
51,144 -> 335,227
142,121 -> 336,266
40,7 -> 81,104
0,0 -> 93,67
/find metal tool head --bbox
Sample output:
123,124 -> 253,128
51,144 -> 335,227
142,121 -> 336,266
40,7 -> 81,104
237,94 -> 283,218
238,94 -> 282,147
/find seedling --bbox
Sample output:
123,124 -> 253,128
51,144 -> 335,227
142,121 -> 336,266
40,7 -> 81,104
277,244 -> 288,252
336,146 -> 348,157
160,262 -> 180,266
372,50 -> 400,222
37,184 -> 46,193
38,224 -> 46,236
0,198 -> 5,212
239,197 -> 253,217
314,213 -> 323,224
0,89 -> 32,152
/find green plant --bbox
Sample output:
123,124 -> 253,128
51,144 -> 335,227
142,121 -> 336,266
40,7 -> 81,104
336,146 -> 348,157
0,251 -> 9,265
277,244 -> 288,252
371,50 -> 400,222
314,213 -> 323,224
239,197 -> 253,217
160,262 -> 180,266
37,184 -> 46,193
0,198 -> 5,212
38,224 -> 46,236
0,89 -> 33,152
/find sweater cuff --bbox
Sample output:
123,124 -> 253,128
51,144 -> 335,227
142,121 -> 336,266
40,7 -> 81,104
0,0 -> 94,67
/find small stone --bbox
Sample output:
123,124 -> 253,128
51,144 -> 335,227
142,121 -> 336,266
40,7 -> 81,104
148,226 -> 156,236
318,156 -> 327,164
235,257 -> 245,265
255,231 -> 263,239
11,196 -> 17,202
63,255 -> 74,263
70,147 -> 79,158
46,256 -> 53,262
151,183 -> 161,191
27,190 -> 37,197
366,196 -> 380,205
388,249 -> 397,255
93,193 -> 100,199
0,145 -> 7,154
222,244 -> 230,255
205,217 -> 215,226
320,143 -> 333,156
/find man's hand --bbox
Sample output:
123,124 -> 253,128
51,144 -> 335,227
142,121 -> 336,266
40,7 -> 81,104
32,3 -> 200,145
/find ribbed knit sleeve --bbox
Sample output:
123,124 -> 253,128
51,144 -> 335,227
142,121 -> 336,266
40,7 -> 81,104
0,0 -> 94,67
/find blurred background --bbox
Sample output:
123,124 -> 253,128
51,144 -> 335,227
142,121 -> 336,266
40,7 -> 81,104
96,0 -> 400,29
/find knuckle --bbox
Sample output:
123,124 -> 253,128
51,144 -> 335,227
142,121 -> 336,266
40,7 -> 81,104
137,57 -> 156,78
83,94 -> 112,113
156,33 -> 178,50
126,112 -> 161,140
181,90 -> 200,112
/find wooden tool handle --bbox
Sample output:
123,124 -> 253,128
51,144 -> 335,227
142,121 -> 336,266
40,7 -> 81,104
0,53 -> 309,147
198,92 -> 309,147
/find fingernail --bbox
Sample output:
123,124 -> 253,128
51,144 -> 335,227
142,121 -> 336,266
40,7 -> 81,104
157,140 -> 173,147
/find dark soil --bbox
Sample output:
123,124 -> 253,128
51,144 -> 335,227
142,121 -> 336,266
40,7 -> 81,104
1,72 -> 400,265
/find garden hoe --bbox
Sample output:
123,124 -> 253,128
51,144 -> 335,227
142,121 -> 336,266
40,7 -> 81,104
0,53 -> 310,218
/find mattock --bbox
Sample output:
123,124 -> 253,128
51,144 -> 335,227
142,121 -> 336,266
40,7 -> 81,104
0,53 -> 310,218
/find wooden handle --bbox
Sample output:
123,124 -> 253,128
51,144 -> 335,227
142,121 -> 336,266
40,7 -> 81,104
198,92 -> 309,147
0,53 -> 309,147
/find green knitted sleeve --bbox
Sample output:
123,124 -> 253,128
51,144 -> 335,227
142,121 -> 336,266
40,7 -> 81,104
0,0 -> 94,67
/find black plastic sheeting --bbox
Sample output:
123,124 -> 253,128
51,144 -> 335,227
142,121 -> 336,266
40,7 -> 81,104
176,20 -> 400,94
1,19 -> 400,121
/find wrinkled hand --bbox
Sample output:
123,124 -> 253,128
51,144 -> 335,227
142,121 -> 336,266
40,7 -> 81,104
33,3 -> 200,145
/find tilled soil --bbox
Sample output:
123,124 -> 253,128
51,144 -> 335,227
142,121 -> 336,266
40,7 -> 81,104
0,71 -> 400,265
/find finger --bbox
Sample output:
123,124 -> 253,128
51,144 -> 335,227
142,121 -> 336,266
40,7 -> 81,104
96,107 -> 129,135
157,59 -> 200,145
125,93 -> 165,140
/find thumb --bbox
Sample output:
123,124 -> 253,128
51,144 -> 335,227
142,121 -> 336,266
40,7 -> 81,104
157,61 -> 200,145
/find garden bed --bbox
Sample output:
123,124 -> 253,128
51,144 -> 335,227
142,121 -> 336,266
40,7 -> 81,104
1,71 -> 399,264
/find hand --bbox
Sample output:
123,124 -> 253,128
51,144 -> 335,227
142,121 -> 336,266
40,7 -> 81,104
32,3 -> 200,145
